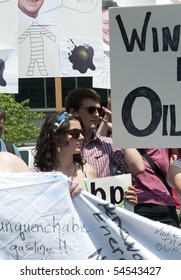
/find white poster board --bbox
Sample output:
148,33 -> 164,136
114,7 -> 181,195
0,0 -> 18,93
18,0 -> 103,78
93,0 -> 156,90
110,4 -> 181,148
82,174 -> 134,211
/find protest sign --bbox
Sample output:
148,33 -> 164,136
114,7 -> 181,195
110,4 -> 181,148
18,0 -> 103,78
0,0 -> 18,93
82,174 -> 134,211
0,172 -> 181,260
93,0 -> 156,89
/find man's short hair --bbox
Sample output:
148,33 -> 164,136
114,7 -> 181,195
65,88 -> 101,112
102,0 -> 118,11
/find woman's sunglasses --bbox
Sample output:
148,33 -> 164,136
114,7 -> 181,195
66,129 -> 84,139
79,106 -> 103,115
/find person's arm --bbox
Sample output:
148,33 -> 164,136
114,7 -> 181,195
123,148 -> 145,175
167,165 -> 181,194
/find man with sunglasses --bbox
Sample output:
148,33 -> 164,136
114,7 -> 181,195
65,88 -> 145,178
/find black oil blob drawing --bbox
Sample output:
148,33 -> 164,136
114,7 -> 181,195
68,39 -> 95,74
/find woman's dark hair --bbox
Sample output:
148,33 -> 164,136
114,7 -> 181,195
34,111 -> 85,171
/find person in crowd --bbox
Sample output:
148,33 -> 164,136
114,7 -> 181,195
95,99 -> 180,228
34,111 -> 138,205
34,112 -> 96,181
167,148 -> 181,226
18,0 -> 44,19
64,88 -> 145,179
0,107 -> 21,157
133,148 -> 180,228
102,0 -> 118,47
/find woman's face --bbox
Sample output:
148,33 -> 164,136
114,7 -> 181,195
18,0 -> 44,18
61,120 -> 84,155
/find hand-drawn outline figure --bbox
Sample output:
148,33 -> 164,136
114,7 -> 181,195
0,59 -> 7,86
18,20 -> 56,76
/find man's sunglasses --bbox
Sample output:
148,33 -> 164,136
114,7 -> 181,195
66,129 -> 84,139
79,106 -> 103,115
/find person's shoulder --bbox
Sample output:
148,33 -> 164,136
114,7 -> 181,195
95,133 -> 113,143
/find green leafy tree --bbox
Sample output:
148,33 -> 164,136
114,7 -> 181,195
0,94 -> 44,145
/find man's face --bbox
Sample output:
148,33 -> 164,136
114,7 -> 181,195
0,118 -> 5,138
76,99 -> 102,133
18,0 -> 44,19
102,10 -> 110,45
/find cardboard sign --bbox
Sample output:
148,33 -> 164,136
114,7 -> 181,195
110,4 -> 181,148
82,174 -> 134,211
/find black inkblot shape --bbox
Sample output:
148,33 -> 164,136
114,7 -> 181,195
68,45 -> 96,74
0,59 -> 7,87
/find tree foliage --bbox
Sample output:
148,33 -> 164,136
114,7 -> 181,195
0,94 -> 44,146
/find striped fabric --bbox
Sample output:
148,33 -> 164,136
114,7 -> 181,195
82,133 -> 128,178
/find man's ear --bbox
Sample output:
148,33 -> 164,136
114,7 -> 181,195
69,108 -> 79,116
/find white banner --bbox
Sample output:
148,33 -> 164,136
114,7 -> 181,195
0,172 -> 181,260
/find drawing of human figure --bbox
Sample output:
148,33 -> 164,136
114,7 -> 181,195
19,20 -> 56,76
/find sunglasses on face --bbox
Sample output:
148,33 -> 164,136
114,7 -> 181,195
66,128 -> 84,139
79,106 -> 103,115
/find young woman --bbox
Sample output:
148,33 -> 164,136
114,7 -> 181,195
34,111 -> 138,205
34,111 -> 96,182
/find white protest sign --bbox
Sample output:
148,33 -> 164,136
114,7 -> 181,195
18,0 -> 102,78
93,0 -> 156,90
82,174 -> 134,211
110,4 -> 181,148
0,0 -> 18,94
1,172 -> 181,260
